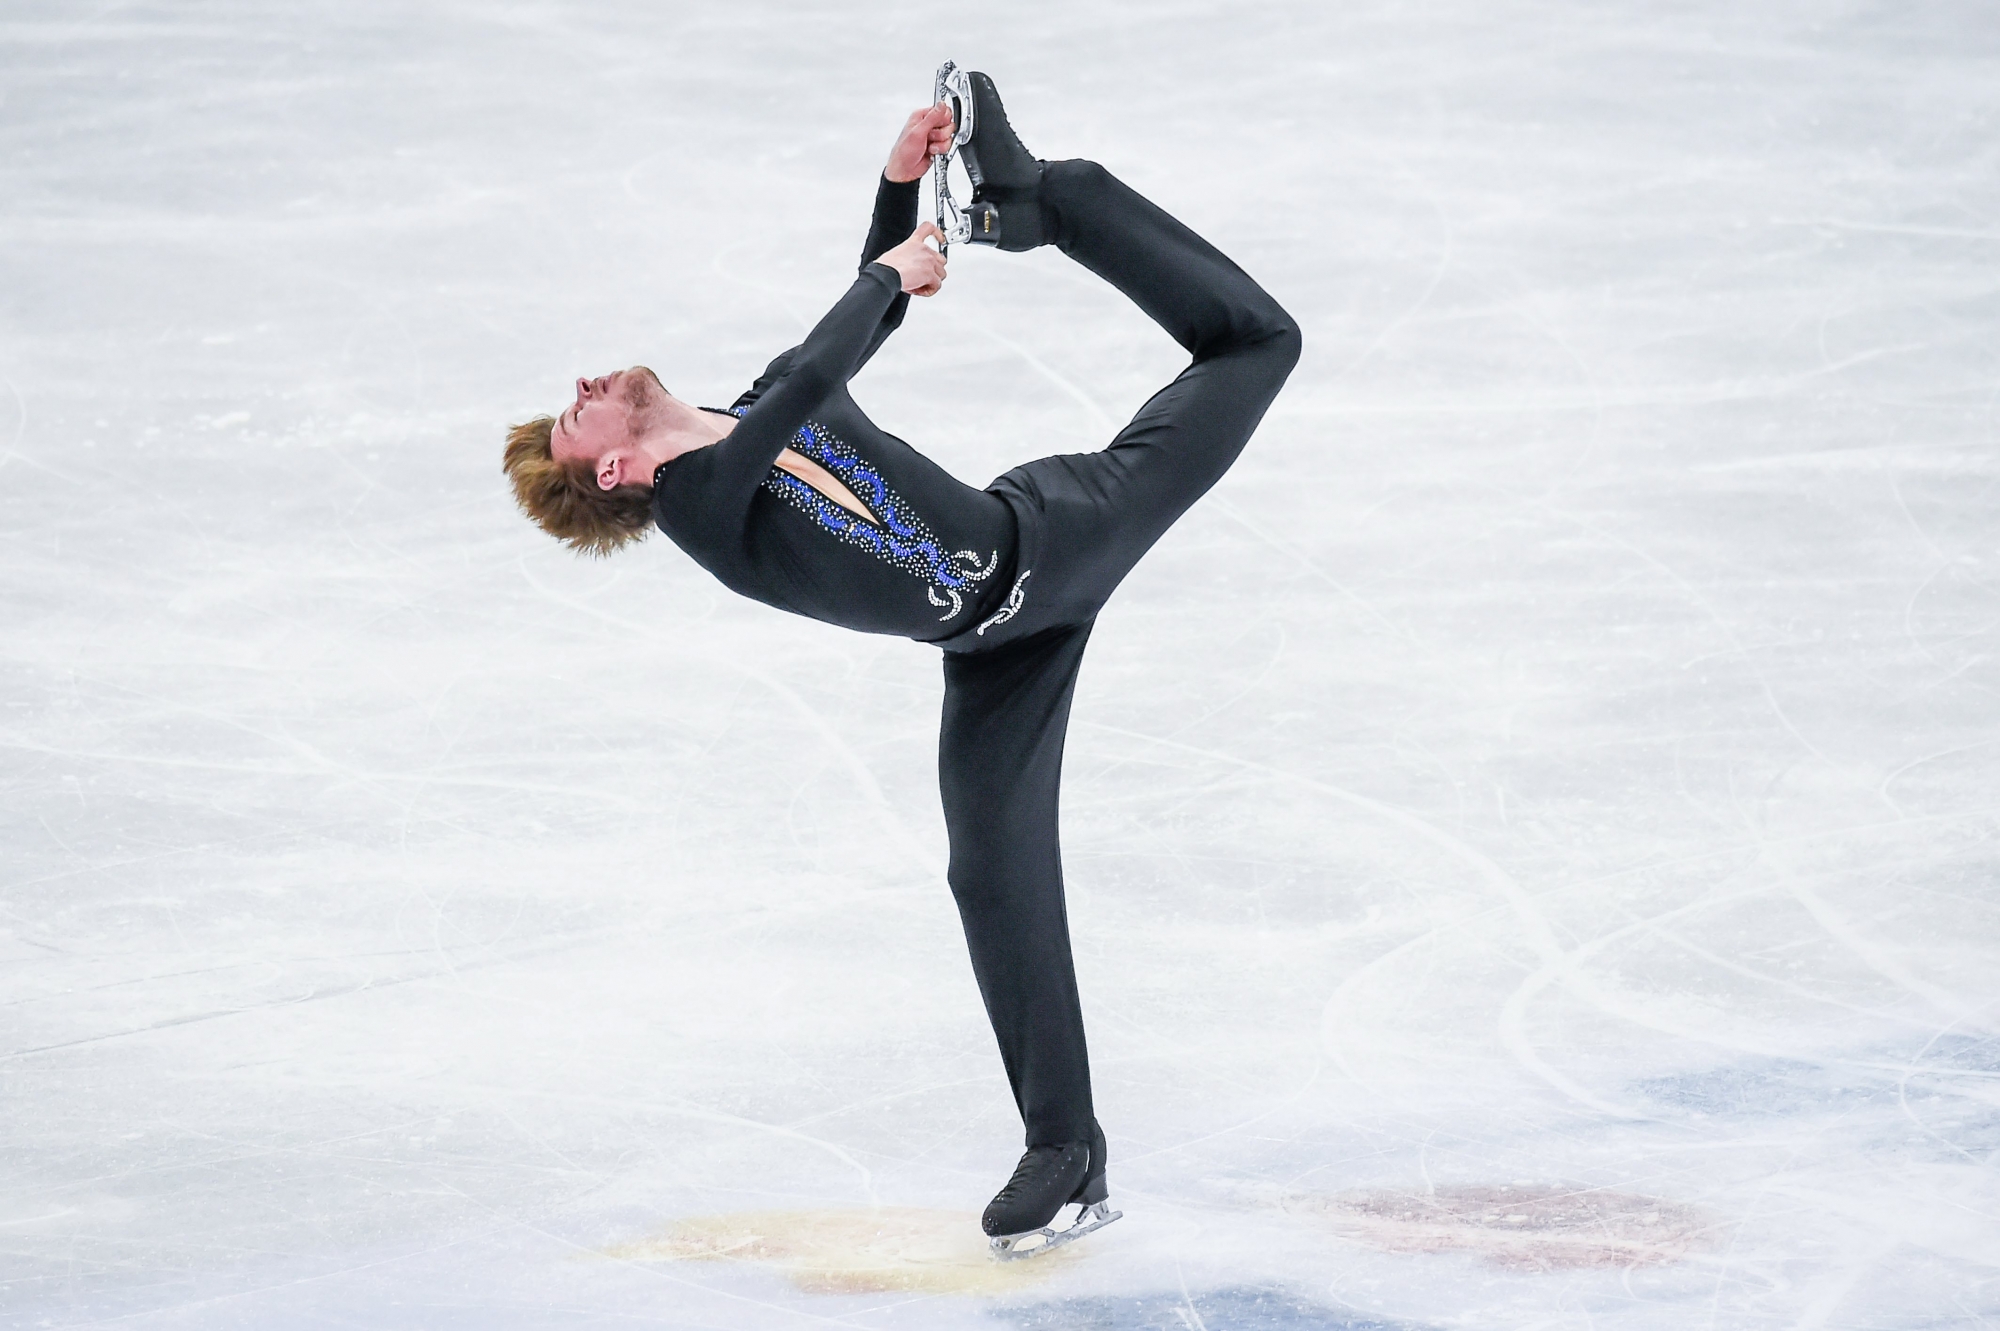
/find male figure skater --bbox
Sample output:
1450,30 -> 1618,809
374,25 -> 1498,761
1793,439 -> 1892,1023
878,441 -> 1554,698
501,74 -> 1299,1254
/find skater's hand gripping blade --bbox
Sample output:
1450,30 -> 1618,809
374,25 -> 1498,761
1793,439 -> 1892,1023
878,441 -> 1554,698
988,1201 -> 1123,1261
886,101 -> 960,185
880,221 -> 948,297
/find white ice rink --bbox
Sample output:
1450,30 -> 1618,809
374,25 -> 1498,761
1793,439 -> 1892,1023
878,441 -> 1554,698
4,2 -> 1998,1326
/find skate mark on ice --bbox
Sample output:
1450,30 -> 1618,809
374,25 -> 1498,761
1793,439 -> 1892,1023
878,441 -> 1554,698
1559,509 -> 1850,785
959,309 -> 1122,440
1638,911 -> 1947,1030
1111,1056 -> 1327,1168
1174,1259 -> 1210,1331
1788,1235 -> 1904,1331
1491,878 -> 1901,1113
513,559 -> 942,878
0,374 -> 32,479
1781,870 -> 1993,1031
1158,617 -> 1287,742
1631,1034 -> 2000,1153
1896,1026 -> 2000,1167
607,1207 -> 1069,1295
1499,856 -> 2000,1101
1000,1284 -> 1414,1330
1285,1184 -> 1713,1271
1772,217 -> 2000,243
1077,723 -> 1642,1117
1317,165 -> 1455,393
1538,514 -> 1987,1019
711,233 -> 815,339
1208,493 -> 1413,644
456,1081 -> 882,1203
0,928 -> 622,1062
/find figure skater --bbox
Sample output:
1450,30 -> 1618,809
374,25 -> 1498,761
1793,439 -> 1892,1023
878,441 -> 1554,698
500,71 -> 1299,1255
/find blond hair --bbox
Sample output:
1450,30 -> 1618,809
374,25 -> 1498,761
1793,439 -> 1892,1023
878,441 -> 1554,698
501,416 -> 654,557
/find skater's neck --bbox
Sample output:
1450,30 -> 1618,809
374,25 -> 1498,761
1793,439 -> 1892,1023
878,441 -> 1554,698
643,399 -> 739,470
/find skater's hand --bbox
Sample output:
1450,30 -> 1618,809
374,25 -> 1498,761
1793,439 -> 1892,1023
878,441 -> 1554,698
881,222 -> 948,296
885,102 -> 957,183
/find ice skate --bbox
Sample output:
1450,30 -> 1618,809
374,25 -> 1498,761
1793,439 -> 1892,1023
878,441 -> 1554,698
982,1124 -> 1122,1260
931,63 -> 1044,253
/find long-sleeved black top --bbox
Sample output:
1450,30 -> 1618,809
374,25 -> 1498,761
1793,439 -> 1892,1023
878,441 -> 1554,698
650,177 -> 1017,641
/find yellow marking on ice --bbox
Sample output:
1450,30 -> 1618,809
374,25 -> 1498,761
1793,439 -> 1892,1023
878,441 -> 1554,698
607,1207 -> 1072,1295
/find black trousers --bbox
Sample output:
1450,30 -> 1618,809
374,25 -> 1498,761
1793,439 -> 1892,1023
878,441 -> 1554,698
936,160 -> 1300,1147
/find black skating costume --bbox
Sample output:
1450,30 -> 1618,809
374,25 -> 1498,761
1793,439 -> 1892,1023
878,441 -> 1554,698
651,103 -> 1300,1221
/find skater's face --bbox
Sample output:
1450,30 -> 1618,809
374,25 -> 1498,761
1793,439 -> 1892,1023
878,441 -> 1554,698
550,367 -> 667,491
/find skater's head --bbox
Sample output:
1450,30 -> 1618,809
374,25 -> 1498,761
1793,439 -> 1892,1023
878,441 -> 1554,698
502,367 -> 674,556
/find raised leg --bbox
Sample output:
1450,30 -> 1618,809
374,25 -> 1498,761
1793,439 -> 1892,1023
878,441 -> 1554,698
995,162 -> 1304,620
1040,158 -> 1299,366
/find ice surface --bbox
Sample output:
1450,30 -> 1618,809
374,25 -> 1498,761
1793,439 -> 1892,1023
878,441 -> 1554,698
3,1 -> 1998,1326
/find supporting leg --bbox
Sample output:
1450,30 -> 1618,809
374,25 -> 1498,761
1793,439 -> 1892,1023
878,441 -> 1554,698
938,621 -> 1098,1147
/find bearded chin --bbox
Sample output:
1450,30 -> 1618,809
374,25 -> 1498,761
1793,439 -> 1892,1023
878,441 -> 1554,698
631,366 -> 669,400
621,368 -> 672,440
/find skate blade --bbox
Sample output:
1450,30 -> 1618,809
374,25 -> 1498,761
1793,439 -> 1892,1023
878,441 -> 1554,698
934,59 -> 975,147
988,1200 -> 1122,1262
931,60 -> 976,250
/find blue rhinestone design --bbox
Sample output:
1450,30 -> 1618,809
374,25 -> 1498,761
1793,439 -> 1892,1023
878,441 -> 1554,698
741,411 -> 998,620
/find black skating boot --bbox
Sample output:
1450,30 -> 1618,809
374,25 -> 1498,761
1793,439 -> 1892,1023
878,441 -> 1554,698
981,1121 -> 1121,1259
957,71 -> 1044,252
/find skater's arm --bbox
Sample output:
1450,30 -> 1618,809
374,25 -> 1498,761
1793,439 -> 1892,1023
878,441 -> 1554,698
730,346 -> 796,412
704,263 -> 908,499
710,225 -> 946,500
854,175 -> 920,371
855,103 -> 950,369
861,175 -> 921,269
